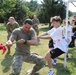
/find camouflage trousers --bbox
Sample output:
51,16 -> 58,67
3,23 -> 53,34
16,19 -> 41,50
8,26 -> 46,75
10,53 -> 46,75
33,25 -> 39,36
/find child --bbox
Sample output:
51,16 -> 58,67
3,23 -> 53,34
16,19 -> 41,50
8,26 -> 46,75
63,20 -> 72,58
38,16 -> 68,75
48,17 -> 56,66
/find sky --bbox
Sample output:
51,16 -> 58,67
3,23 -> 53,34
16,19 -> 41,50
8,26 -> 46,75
25,0 -> 76,12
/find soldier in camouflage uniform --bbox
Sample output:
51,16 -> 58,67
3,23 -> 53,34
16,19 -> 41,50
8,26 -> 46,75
32,15 -> 39,36
6,19 -> 46,75
6,17 -> 19,54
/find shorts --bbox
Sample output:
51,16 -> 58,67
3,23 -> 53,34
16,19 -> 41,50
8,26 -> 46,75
50,48 -> 65,59
48,39 -> 54,48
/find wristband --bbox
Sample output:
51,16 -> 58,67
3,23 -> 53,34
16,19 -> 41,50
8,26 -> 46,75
24,40 -> 27,44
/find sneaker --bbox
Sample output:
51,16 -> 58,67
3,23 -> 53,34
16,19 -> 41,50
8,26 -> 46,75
46,69 -> 54,75
26,69 -> 32,75
26,69 -> 38,75
66,54 -> 69,59
52,58 -> 56,66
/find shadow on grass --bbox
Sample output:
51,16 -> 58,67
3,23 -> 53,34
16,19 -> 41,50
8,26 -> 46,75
58,49 -> 76,68
34,73 -> 39,75
54,63 -> 72,75
1,54 -> 13,73
45,63 -> 71,75
68,53 -> 76,67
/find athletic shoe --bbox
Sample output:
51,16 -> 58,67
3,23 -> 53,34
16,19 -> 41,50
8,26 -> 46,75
46,69 -> 54,75
26,69 -> 38,75
52,58 -> 57,66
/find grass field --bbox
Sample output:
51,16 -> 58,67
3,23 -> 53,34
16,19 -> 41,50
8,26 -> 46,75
0,24 -> 76,75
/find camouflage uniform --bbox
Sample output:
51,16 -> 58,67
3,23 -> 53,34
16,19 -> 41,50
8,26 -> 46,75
32,19 -> 39,36
10,28 -> 46,75
6,22 -> 19,40
6,22 -> 19,54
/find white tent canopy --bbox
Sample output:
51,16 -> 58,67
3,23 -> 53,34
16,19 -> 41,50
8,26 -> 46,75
64,0 -> 76,68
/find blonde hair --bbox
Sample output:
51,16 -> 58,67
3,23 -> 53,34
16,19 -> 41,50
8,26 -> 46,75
51,16 -> 61,22
9,17 -> 15,21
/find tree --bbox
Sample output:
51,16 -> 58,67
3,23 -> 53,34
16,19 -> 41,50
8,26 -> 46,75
25,0 -> 39,19
0,0 -> 27,24
10,0 -> 27,24
38,0 -> 66,23
25,0 -> 38,12
0,0 -> 16,23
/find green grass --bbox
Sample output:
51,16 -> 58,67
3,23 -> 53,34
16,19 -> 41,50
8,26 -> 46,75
0,24 -> 76,75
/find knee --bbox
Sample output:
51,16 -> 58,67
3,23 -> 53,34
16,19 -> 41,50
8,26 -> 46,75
39,58 -> 46,67
13,68 -> 21,75
44,52 -> 51,61
12,63 -> 22,75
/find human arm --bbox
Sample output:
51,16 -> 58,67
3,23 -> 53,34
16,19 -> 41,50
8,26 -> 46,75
18,37 -> 37,46
38,32 -> 51,39
18,28 -> 38,46
6,38 -> 15,47
6,29 -> 18,47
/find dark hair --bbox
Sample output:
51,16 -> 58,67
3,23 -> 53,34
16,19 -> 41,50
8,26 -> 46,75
51,16 -> 61,22
74,16 -> 76,18
63,20 -> 70,25
23,19 -> 33,25
68,21 -> 70,25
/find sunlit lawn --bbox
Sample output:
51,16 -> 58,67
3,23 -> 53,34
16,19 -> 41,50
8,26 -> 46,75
0,24 -> 76,75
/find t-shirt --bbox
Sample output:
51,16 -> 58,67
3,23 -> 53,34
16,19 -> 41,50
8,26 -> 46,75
63,25 -> 72,43
10,27 -> 36,55
32,19 -> 39,25
47,26 -> 68,52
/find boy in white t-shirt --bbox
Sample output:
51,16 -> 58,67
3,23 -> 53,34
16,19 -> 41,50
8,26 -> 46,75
38,16 -> 68,75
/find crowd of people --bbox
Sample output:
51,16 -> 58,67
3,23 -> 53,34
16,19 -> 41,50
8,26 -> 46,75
1,15 -> 76,75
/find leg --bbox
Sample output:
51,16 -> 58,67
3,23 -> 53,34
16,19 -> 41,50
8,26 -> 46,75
44,48 -> 65,75
10,55 -> 23,75
44,51 -> 52,68
48,39 -> 56,66
69,36 -> 75,47
24,53 -> 46,75
7,35 -> 11,54
7,46 -> 10,54
34,25 -> 39,36
44,51 -> 54,75
36,29 -> 39,36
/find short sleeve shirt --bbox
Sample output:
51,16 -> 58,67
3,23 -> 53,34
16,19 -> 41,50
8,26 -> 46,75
47,26 -> 68,52
10,27 -> 36,55
63,25 -> 72,42
32,19 -> 39,25
6,22 -> 19,36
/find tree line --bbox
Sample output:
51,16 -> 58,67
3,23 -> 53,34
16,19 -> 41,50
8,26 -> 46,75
0,0 -> 73,25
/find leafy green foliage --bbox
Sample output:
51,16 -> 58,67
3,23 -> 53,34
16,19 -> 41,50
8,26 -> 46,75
38,0 -> 66,23
0,0 -> 16,15
0,0 -> 16,23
